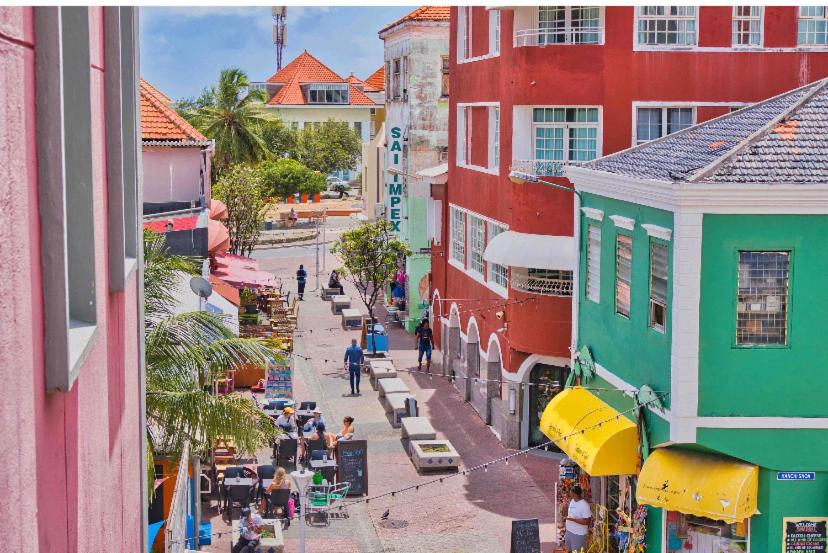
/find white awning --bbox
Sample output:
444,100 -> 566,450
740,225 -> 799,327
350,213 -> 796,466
483,231 -> 576,270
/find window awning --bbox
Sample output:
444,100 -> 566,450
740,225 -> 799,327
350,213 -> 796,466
483,231 -> 575,270
636,448 -> 759,524
539,387 -> 638,476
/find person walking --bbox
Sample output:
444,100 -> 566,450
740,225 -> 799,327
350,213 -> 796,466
562,485 -> 592,553
343,338 -> 364,395
414,319 -> 434,372
296,264 -> 307,300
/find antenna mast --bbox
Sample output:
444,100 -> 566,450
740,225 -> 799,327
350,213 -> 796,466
272,6 -> 287,72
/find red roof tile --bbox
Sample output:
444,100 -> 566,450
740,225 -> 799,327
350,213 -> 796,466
363,66 -> 385,92
379,6 -> 451,34
140,79 -> 207,143
349,85 -> 377,105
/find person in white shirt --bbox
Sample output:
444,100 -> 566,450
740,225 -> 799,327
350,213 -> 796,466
233,507 -> 263,553
562,485 -> 592,552
274,407 -> 298,439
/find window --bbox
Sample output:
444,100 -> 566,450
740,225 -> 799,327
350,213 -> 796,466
733,6 -> 762,47
468,215 -> 485,275
307,84 -> 349,104
487,222 -> 508,288
385,60 -> 392,93
441,55 -> 450,97
36,6 -> 98,391
354,121 -> 363,139
667,513 -> 749,551
636,107 -> 694,144
512,268 -> 573,296
586,224 -> 601,302
637,6 -> 697,46
649,241 -> 668,332
458,6 -> 472,61
450,207 -> 466,264
538,6 -> 602,45
490,9 -> 501,54
457,106 -> 472,166
402,56 -> 409,99
489,107 -> 500,170
798,6 -> 828,45
736,251 -> 789,345
615,234 -> 632,317
392,59 -> 401,99
533,107 -> 599,176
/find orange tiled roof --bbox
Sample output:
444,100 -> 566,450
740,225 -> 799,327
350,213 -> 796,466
265,50 -> 379,106
140,79 -> 208,143
346,74 -> 364,86
363,66 -> 385,92
379,6 -> 451,34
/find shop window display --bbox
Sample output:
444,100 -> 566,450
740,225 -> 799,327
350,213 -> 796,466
666,511 -> 748,553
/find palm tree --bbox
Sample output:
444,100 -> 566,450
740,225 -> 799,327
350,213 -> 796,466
182,68 -> 270,176
143,230 -> 280,460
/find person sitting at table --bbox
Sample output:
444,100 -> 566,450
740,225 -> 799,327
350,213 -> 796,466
233,507 -> 262,553
264,467 -> 294,527
302,409 -> 326,433
334,416 -> 355,444
327,270 -> 345,296
274,407 -> 298,439
303,422 -> 335,459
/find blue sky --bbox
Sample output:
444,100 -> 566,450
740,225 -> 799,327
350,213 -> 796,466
140,6 -> 414,101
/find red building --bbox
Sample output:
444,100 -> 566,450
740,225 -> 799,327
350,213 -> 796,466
431,5 -> 828,448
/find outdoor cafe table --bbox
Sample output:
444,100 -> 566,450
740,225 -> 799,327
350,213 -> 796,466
223,477 -> 255,488
310,459 -> 338,484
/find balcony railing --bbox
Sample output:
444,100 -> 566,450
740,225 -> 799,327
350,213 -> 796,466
511,271 -> 573,297
514,27 -> 604,48
511,159 -> 566,178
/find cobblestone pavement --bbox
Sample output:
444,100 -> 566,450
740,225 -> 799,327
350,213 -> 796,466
202,245 -> 560,553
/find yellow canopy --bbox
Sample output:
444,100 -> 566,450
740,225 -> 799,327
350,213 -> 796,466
636,448 -> 759,523
539,387 -> 638,476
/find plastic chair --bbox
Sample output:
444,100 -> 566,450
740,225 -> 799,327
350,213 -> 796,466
276,439 -> 298,472
305,482 -> 351,526
225,484 -> 252,521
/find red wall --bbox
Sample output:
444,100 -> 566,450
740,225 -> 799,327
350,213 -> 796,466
440,5 -> 828,372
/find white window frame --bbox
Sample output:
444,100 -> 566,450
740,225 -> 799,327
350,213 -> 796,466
487,222 -> 509,292
615,233 -> 633,318
633,104 -> 696,144
457,6 -> 472,62
535,6 -> 604,46
732,6 -> 763,48
488,106 -> 500,171
635,6 -> 697,49
457,102 -> 500,175
586,223 -> 601,303
798,6 -> 828,46
450,206 -> 466,266
467,214 -> 486,277
648,239 -> 669,333
428,198 -> 443,246
531,106 -> 602,176
490,9 -> 501,54
392,58 -> 401,100
661,510 -> 751,553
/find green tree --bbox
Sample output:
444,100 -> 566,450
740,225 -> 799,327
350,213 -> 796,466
213,164 -> 267,257
260,118 -> 299,159
258,158 -> 321,199
143,229 -> 281,462
331,220 -> 412,344
181,68 -> 269,177
176,85 -> 216,112
298,119 -> 362,177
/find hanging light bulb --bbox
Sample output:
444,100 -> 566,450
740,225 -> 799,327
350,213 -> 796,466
484,464 -> 488,473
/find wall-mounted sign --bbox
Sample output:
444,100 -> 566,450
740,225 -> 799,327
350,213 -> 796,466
778,472 -> 816,481
783,517 -> 827,553
265,355 -> 292,399
387,126 -> 403,233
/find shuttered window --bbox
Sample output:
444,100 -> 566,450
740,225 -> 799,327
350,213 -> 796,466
586,224 -> 601,302
615,234 -> 632,317
649,241 -> 668,332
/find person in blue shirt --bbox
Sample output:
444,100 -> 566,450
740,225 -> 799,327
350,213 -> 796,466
343,338 -> 364,395
296,264 -> 307,300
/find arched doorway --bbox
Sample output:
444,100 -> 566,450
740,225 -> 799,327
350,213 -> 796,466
525,363 -> 568,449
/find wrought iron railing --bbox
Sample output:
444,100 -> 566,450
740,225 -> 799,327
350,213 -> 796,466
511,272 -> 573,297
514,27 -> 604,48
510,159 -> 566,178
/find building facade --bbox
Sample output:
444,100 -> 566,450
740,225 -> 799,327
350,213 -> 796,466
0,6 -> 146,551
437,5 -> 828,449
256,50 -> 384,182
565,79 -> 828,553
379,6 -> 450,331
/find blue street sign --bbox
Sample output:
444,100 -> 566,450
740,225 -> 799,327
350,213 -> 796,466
777,472 -> 815,481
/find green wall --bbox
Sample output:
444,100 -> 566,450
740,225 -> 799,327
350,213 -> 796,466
578,193 -> 674,408
402,195 -> 430,332
699,214 -> 828,417
698,427 -> 828,471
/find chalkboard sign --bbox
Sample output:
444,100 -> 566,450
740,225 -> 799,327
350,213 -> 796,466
336,440 -> 368,496
783,517 -> 828,553
510,518 -> 541,553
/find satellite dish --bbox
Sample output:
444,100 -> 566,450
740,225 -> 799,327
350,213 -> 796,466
190,276 -> 213,299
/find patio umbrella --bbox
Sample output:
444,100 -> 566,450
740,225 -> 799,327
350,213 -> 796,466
209,198 -> 228,220
207,219 -> 230,254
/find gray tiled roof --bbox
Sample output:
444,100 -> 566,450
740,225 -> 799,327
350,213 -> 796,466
584,79 -> 828,184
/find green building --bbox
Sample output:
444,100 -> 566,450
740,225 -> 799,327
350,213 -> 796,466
556,79 -> 828,552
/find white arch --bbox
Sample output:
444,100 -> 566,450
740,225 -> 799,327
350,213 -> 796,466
465,316 -> 481,344
503,353 -> 572,383
485,333 -> 504,366
448,302 -> 461,328
430,289 -> 443,317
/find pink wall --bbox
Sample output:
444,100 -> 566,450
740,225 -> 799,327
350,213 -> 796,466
0,7 -> 144,552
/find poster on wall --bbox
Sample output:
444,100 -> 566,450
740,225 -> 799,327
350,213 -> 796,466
783,517 -> 828,553
264,355 -> 292,400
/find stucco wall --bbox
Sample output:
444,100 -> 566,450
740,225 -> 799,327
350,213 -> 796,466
142,146 -> 203,204
0,7 -> 143,552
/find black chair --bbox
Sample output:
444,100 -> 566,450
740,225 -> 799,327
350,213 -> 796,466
299,401 -> 316,411
225,484 -> 252,521
266,488 -> 292,520
224,466 -> 244,480
276,439 -> 298,471
303,438 -> 326,463
257,464 -> 276,479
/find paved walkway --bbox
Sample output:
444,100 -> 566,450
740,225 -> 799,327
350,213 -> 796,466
201,247 -> 560,552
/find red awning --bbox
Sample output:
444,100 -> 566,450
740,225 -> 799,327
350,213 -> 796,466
143,215 -> 199,233
212,252 -> 279,289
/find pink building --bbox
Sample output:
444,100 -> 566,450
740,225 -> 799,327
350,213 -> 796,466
0,7 -> 145,552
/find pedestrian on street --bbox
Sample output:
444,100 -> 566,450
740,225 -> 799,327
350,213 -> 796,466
296,264 -> 307,300
562,485 -> 592,553
343,338 -> 364,395
415,319 -> 434,372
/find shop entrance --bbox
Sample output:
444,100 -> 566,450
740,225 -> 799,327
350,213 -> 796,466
525,363 -> 568,449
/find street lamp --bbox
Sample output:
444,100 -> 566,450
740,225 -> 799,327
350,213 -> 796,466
508,170 -> 582,198
290,466 -> 314,553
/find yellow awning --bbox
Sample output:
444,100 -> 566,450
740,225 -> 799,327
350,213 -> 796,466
539,387 -> 638,476
636,448 -> 759,523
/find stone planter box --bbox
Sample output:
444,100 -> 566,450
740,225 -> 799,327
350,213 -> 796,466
378,377 -> 409,398
410,440 -> 460,472
341,308 -> 363,329
331,295 -> 350,314
384,393 -> 415,427
232,519 -> 284,552
369,360 -> 397,389
401,416 -> 436,442
321,287 -> 338,300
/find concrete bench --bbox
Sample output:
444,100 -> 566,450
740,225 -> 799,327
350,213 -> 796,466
401,416 -> 436,441
384,393 -> 415,427
378,377 -> 410,398
321,287 -> 339,300
341,308 -> 363,330
369,360 -> 397,390
410,440 -> 460,472
331,295 -> 351,314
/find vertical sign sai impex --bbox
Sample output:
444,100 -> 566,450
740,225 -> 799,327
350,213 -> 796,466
387,126 -> 403,234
